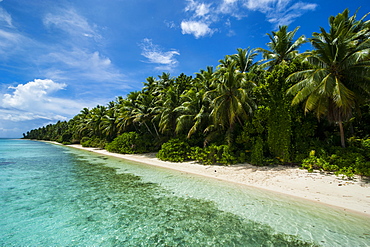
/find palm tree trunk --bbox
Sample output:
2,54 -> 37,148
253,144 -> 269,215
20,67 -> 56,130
338,120 -> 346,148
143,122 -> 155,138
152,122 -> 160,138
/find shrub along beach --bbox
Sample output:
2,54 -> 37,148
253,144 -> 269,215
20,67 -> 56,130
24,9 -> 370,212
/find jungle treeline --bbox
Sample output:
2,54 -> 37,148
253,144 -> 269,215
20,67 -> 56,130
24,9 -> 370,178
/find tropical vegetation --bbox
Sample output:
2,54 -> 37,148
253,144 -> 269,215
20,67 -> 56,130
24,9 -> 370,178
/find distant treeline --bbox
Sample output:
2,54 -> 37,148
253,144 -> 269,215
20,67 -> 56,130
24,9 -> 370,178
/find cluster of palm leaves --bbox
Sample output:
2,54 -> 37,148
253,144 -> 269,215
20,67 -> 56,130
287,9 -> 370,147
25,9 -> 369,153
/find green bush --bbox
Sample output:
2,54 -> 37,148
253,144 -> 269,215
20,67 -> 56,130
81,137 -> 106,148
80,137 -> 90,143
361,138 -> 370,153
106,132 -> 149,154
61,133 -> 72,143
301,155 -> 329,173
301,145 -> 370,178
190,144 -> 237,165
81,137 -> 92,147
251,137 -> 264,165
335,167 -> 355,179
157,139 -> 191,162
354,161 -> 370,177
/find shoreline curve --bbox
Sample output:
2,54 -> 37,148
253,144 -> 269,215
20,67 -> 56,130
48,141 -> 370,217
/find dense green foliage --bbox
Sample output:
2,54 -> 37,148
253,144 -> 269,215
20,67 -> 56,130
106,132 -> 154,154
287,9 -> 370,147
190,144 -> 238,165
81,137 -> 106,149
24,9 -> 370,178
157,139 -> 192,162
302,139 -> 370,178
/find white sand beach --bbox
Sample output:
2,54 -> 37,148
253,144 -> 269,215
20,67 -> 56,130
66,144 -> 370,217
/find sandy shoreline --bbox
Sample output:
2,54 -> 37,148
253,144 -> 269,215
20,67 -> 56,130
55,142 -> 370,216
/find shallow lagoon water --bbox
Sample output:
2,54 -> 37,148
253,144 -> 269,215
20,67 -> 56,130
1,139 -> 369,246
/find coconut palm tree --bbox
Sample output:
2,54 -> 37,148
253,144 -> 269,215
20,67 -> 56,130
101,107 -> 119,141
131,92 -> 160,138
207,62 -> 256,144
116,91 -> 140,134
154,72 -> 174,96
156,74 -> 193,136
175,87 -> 209,138
230,47 -> 258,72
88,105 -> 107,138
287,9 -> 370,147
257,25 -> 307,69
175,67 -> 214,138
158,85 -> 181,135
194,66 -> 214,91
72,107 -> 91,139
172,68 -> 212,140
142,76 -> 158,94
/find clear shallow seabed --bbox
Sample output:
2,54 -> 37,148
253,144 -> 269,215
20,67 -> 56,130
0,139 -> 369,246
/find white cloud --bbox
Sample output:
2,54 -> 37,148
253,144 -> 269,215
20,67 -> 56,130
0,108 -> 67,122
43,8 -> 100,40
291,2 -> 317,11
219,0 -> 241,16
40,8 -> 125,85
179,0 -> 317,37
3,79 -> 66,108
0,29 -> 22,52
0,4 -> 127,109
196,3 -> 211,16
244,0 -> 276,11
0,7 -> 13,27
0,126 -> 21,133
39,48 -> 125,83
185,0 -> 211,17
180,0 -> 246,38
181,0 -> 218,38
140,38 -> 180,71
244,0 -> 317,27
47,49 -> 111,72
181,21 -> 214,38
0,8 -> 31,56
165,20 -> 176,29
181,0 -> 250,38
0,79 -> 85,121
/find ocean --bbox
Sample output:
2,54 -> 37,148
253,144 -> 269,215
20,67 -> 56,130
0,139 -> 369,246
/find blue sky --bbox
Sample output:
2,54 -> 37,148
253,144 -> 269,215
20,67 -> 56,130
0,0 -> 368,138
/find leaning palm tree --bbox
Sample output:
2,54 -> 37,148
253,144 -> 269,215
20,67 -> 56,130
287,9 -> 370,147
257,25 -> 307,69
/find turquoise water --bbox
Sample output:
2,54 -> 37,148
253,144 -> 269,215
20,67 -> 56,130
0,139 -> 369,246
